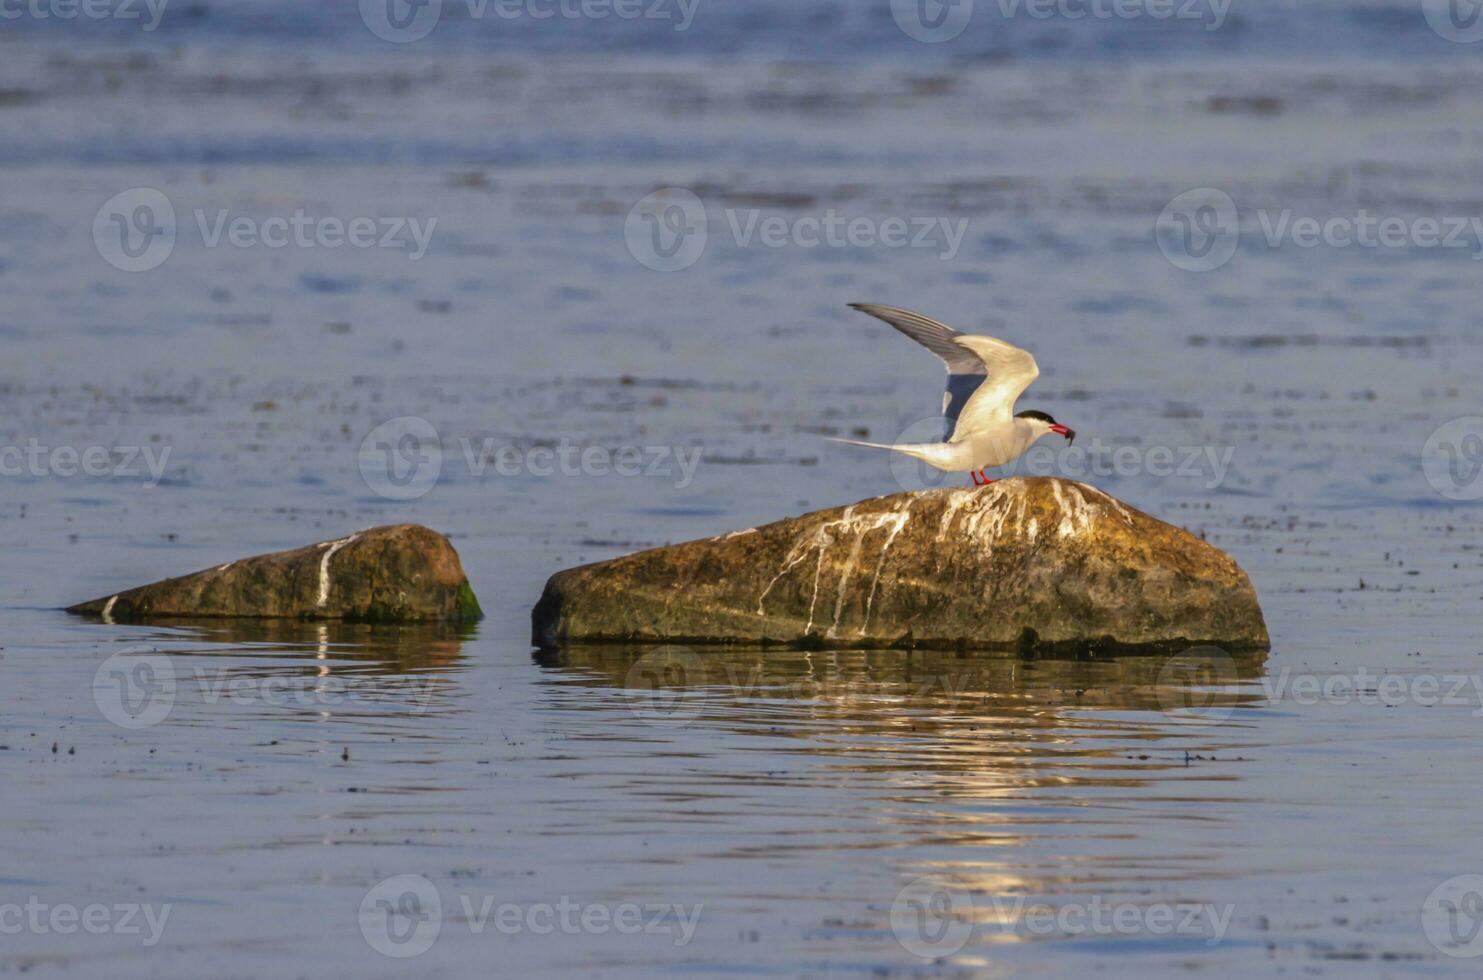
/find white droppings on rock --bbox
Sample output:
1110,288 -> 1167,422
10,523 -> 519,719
722,527 -> 757,540
1050,481 -> 1098,538
757,499 -> 917,635
935,491 -> 977,542
316,534 -> 359,607
756,535 -> 821,615
754,481 -> 1133,635
827,520 -> 868,638
964,491 -> 1018,551
858,501 -> 913,636
1077,482 -> 1137,526
215,561 -> 235,572
800,522 -> 842,634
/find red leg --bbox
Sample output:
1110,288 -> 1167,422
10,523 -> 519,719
979,470 -> 997,486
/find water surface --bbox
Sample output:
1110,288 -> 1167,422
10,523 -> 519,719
3,3 -> 1483,975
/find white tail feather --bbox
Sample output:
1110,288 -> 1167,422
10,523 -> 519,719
825,436 -> 899,452
825,436 -> 966,471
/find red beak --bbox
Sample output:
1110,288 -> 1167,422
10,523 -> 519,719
1050,424 -> 1075,445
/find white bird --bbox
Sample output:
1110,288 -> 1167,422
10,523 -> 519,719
831,303 -> 1075,487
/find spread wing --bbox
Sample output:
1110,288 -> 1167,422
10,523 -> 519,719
848,303 -> 1039,441
848,303 -> 987,437
948,334 -> 1040,440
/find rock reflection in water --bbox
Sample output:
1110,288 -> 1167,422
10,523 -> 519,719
127,618 -> 473,674
533,645 -> 1270,957
538,644 -> 1266,725
94,619 -> 475,726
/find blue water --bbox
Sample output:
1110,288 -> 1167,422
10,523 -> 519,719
1,0 -> 1464,60
4,1 -> 1483,976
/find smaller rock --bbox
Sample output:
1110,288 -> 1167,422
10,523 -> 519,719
67,525 -> 482,624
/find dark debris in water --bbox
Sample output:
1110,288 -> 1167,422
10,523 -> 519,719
1189,334 -> 1430,349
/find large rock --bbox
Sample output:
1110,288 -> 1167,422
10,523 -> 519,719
533,478 -> 1268,652
68,525 -> 482,624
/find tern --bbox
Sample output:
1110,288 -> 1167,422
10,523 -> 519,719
831,303 -> 1075,487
